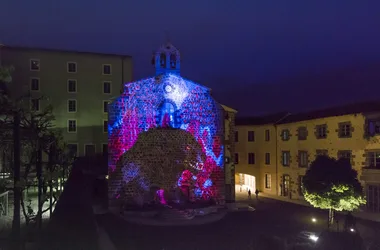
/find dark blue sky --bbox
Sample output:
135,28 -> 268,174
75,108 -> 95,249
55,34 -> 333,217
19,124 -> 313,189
1,1 -> 380,116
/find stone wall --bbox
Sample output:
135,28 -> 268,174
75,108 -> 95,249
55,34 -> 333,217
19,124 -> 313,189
108,73 -> 225,207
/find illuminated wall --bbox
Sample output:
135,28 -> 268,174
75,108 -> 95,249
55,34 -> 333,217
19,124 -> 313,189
108,73 -> 225,206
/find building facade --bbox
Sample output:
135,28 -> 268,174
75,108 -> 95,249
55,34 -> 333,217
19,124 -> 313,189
108,42 -> 236,206
0,46 -> 133,159
235,103 -> 380,213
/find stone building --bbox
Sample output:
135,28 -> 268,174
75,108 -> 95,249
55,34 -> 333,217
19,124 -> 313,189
235,102 -> 380,213
0,45 -> 133,163
108,42 -> 236,207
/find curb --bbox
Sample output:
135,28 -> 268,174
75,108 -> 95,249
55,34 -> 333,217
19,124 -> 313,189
113,209 -> 228,226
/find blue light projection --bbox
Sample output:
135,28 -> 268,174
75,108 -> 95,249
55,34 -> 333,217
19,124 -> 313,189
108,73 -> 225,201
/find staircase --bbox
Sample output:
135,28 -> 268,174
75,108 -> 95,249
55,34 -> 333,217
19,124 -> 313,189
159,206 -> 195,221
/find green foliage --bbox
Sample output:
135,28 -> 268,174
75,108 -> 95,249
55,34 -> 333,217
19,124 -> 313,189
302,155 -> 366,212
0,65 -> 14,83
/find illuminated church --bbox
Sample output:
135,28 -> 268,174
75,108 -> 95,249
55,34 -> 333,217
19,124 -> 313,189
107,42 -> 236,207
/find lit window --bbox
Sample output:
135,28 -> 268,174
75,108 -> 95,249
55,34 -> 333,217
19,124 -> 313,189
30,59 -> 40,71
282,151 -> 290,166
265,174 -> 271,189
281,129 -> 290,141
338,122 -> 352,138
298,151 -> 308,168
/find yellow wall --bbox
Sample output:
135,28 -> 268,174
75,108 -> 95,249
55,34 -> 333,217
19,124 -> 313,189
235,124 -> 277,196
236,113 -> 380,201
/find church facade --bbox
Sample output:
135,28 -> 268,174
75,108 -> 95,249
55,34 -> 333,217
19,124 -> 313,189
108,43 -> 236,207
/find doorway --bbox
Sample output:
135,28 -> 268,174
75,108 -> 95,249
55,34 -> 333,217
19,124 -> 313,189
235,173 -> 256,193
282,174 -> 290,197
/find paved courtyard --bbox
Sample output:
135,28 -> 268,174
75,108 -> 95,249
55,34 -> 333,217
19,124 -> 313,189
96,197 -> 380,250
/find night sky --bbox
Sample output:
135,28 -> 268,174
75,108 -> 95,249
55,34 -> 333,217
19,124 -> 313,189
1,1 -> 380,116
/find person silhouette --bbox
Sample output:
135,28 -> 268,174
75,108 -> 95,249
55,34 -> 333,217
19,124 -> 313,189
248,189 -> 251,199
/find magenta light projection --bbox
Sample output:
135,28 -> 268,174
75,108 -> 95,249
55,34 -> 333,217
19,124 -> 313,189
108,73 -> 225,204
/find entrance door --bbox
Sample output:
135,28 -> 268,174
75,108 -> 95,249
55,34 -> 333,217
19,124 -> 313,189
85,144 -> 96,157
283,174 -> 290,197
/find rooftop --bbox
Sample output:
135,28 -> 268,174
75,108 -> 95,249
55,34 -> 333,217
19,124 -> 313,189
236,101 -> 380,126
0,45 -> 132,58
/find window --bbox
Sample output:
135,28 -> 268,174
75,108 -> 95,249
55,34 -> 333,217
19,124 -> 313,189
282,151 -> 290,166
103,64 -> 112,75
265,129 -> 270,141
248,153 -> 255,164
282,174 -> 290,197
67,144 -> 78,158
281,129 -> 290,141
337,150 -> 352,164
248,131 -> 255,142
103,101 -> 109,113
234,131 -> 239,142
68,120 -> 77,133
315,124 -> 327,139
67,62 -> 77,73
297,126 -> 307,140
298,175 -> 304,196
68,99 -> 77,113
265,153 -> 270,165
68,79 -> 77,93
160,53 -> 166,67
316,149 -> 328,156
366,151 -> 380,169
265,174 -> 271,189
30,78 -> 40,91
103,81 -> 111,94
31,99 -> 40,111
102,143 -> 108,157
298,151 -> 308,168
234,153 -> 239,164
30,59 -> 40,71
368,120 -> 380,136
366,185 -> 380,213
103,120 -> 108,133
170,54 -> 176,68
338,122 -> 352,138
85,144 -> 96,157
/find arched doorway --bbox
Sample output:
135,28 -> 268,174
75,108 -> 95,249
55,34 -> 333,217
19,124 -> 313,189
235,173 -> 256,194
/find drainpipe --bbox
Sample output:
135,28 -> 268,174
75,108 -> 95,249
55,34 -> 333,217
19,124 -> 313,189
274,113 -> 291,196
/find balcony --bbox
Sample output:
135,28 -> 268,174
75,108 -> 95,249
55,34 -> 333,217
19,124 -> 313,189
361,166 -> 380,183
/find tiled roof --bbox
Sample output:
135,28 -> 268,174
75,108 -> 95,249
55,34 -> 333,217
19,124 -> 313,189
236,101 -> 380,126
1,45 -> 132,58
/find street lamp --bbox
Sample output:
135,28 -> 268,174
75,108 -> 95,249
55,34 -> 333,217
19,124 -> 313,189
311,217 -> 317,223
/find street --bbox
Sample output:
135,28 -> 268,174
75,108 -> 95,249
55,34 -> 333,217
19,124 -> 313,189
96,197 -> 380,250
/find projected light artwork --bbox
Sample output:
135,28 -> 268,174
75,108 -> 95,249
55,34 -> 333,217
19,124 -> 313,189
108,73 -> 224,204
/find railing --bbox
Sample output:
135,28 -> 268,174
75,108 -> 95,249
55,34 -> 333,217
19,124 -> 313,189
0,191 -> 8,216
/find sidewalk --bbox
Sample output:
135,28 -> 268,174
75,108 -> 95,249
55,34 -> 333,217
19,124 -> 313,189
236,192 -> 380,223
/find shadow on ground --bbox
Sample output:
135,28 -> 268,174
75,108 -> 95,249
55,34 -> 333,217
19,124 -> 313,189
36,166 -> 99,250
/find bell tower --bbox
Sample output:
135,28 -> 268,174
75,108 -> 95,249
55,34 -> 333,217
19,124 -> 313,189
151,42 -> 180,76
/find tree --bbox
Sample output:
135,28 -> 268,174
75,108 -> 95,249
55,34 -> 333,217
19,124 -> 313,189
302,155 -> 366,227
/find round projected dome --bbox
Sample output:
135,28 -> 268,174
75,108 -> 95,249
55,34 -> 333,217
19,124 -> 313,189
164,84 -> 173,93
